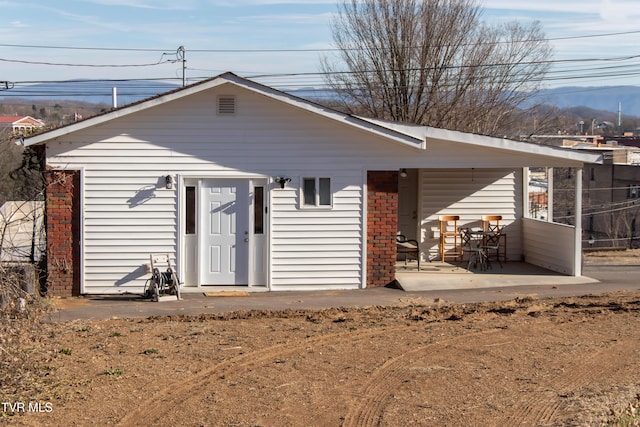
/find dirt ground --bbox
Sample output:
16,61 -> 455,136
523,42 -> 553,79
3,251 -> 640,426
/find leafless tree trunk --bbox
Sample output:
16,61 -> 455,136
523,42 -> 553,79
321,0 -> 553,136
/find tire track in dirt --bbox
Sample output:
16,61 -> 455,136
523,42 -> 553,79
341,328 -> 503,427
342,313 -> 640,426
500,338 -> 640,426
116,323 -> 415,426
117,299 -> 640,426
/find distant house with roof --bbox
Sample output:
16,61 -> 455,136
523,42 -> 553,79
0,116 -> 45,136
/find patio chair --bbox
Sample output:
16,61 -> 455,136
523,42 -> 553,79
481,228 -> 503,269
459,227 -> 487,270
481,215 -> 507,263
439,215 -> 461,261
397,232 -> 421,270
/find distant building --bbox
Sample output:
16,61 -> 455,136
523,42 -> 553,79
553,141 -> 640,249
0,116 -> 45,136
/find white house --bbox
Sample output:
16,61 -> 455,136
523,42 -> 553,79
21,72 -> 601,296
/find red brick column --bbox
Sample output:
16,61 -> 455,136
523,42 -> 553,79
45,169 -> 81,297
367,171 -> 398,287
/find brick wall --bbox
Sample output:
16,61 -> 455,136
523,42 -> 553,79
45,169 -> 81,297
367,171 -> 398,287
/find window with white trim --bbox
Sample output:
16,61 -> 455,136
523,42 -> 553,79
302,177 -> 332,208
254,186 -> 265,234
185,186 -> 196,235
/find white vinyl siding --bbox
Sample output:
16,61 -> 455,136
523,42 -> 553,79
45,85 -> 376,293
419,168 -> 522,262
522,218 -> 576,275
271,177 -> 362,290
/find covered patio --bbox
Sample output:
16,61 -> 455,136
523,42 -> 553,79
380,125 -> 605,286
394,260 -> 599,291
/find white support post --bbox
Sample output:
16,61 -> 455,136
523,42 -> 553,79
574,168 -> 583,276
522,168 -> 530,218
547,167 -> 553,222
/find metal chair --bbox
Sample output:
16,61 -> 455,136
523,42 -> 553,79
439,215 -> 461,261
481,215 -> 506,263
481,227 -> 503,269
397,232 -> 421,270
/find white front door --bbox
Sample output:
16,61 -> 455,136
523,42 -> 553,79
200,179 -> 249,285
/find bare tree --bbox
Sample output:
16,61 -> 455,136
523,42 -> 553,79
321,0 -> 553,136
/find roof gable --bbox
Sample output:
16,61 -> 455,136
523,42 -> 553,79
21,72 -> 424,149
1,115 -> 43,125
19,72 -> 601,165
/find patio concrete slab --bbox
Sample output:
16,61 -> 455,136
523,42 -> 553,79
395,262 -> 599,291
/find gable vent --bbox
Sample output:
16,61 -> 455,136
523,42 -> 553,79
217,95 -> 236,115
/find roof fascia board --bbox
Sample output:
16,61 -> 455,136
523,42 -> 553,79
424,127 -> 603,165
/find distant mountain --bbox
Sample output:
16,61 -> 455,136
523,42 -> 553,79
289,85 -> 640,118
0,80 -> 178,106
527,86 -> 640,118
2,81 -> 639,118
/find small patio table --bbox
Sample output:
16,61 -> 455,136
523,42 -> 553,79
460,228 -> 491,271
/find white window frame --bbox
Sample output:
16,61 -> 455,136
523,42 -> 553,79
300,177 -> 332,209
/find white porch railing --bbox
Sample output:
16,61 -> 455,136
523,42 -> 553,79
522,218 -> 577,275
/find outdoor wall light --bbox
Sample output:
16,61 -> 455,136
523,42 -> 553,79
165,174 -> 173,189
400,168 -> 408,178
275,176 -> 291,189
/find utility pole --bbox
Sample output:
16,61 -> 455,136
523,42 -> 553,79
178,46 -> 186,87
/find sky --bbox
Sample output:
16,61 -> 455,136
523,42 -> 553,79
1,0 -> 639,91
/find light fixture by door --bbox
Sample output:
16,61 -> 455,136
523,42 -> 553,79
400,169 -> 408,178
165,174 -> 173,189
275,176 -> 291,189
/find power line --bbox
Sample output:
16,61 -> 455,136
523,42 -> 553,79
3,29 -> 638,53
1,42 -> 639,100
554,201 -> 640,219
0,43 -> 169,52
0,57 -> 177,68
